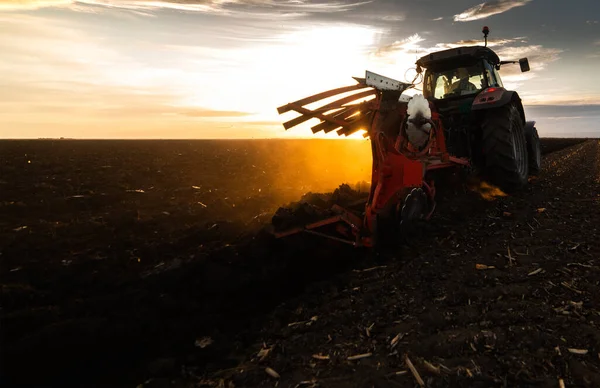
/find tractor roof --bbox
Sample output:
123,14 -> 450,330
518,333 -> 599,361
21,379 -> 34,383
416,45 -> 500,70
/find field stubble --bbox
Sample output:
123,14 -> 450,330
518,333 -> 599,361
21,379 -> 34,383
0,137 -> 597,387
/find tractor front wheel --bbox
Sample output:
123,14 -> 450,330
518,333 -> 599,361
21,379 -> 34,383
481,103 -> 529,192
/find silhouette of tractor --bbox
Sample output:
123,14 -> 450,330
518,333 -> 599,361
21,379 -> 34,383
273,27 -> 541,248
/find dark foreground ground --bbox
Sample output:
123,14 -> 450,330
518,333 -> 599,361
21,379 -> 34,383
1,138 -> 598,387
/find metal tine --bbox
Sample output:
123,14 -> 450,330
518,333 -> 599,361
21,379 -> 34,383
312,100 -> 372,133
316,108 -> 365,134
287,104 -> 351,129
277,83 -> 370,115
338,113 -> 373,136
311,106 -> 357,133
323,117 -> 362,134
282,89 -> 375,130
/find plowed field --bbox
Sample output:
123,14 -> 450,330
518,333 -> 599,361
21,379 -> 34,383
1,138 -> 597,388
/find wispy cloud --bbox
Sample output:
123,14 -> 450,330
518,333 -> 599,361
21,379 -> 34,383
521,91 -> 600,105
586,20 -> 599,25
0,0 -> 70,11
493,45 -> 562,88
0,0 -> 372,14
371,33 -> 425,58
371,35 -> 534,63
380,15 -> 405,22
180,108 -> 253,117
433,36 -> 528,49
454,0 -> 533,22
432,16 -> 443,21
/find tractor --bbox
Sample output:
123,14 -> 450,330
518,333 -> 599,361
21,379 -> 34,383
273,27 -> 541,248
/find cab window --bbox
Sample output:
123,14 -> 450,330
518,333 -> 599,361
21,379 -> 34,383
492,67 -> 504,88
426,64 -> 486,99
484,61 -> 502,88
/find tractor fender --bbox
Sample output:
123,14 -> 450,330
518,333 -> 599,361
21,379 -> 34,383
472,88 -> 525,123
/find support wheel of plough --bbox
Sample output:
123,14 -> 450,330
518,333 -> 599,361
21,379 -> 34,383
372,188 -> 429,249
399,188 -> 428,228
481,103 -> 529,192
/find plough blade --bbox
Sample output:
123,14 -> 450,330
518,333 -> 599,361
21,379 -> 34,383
272,204 -> 369,247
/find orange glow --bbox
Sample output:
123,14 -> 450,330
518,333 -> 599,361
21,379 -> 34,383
257,139 -> 372,203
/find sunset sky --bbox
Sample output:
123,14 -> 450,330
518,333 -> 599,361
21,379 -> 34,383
1,0 -> 599,139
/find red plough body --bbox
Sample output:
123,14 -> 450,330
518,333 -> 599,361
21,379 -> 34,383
275,71 -> 469,248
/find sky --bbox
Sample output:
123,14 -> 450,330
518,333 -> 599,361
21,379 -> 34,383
0,0 -> 599,139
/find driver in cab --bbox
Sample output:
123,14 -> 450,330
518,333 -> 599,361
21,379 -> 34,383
449,67 -> 478,94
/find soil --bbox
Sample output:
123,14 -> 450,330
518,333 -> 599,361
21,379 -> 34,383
1,138 -> 598,388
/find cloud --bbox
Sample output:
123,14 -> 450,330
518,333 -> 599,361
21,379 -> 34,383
496,45 -> 561,68
454,0 -> 533,22
0,11 -> 386,138
371,34 -> 530,61
521,93 -> 600,106
490,44 -> 562,89
180,108 -> 254,117
432,16 -> 443,21
433,36 -> 528,49
0,0 -> 372,14
380,15 -> 405,22
4,0 -> 590,138
586,20 -> 599,25
371,33 -> 425,58
0,0 -> 70,11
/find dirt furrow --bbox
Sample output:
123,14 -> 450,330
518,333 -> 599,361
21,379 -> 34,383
0,139 -> 594,387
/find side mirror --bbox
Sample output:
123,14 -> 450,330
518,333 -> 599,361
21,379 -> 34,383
519,58 -> 530,72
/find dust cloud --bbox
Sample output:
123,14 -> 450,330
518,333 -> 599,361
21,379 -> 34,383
202,139 -> 373,225
253,139 -> 373,205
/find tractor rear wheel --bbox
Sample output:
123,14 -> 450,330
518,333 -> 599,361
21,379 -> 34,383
525,124 -> 541,176
481,103 -> 529,192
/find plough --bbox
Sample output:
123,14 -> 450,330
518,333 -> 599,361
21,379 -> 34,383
273,29 -> 541,248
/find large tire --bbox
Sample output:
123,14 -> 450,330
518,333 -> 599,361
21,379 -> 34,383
481,103 -> 529,192
525,123 -> 541,176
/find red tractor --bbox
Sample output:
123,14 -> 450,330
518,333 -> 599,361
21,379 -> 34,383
274,28 -> 541,248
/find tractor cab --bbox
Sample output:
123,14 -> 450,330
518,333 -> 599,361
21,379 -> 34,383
417,26 -> 529,107
418,45 -> 503,104
414,42 -> 530,159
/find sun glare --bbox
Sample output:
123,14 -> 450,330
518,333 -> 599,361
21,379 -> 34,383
174,24 -> 386,138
